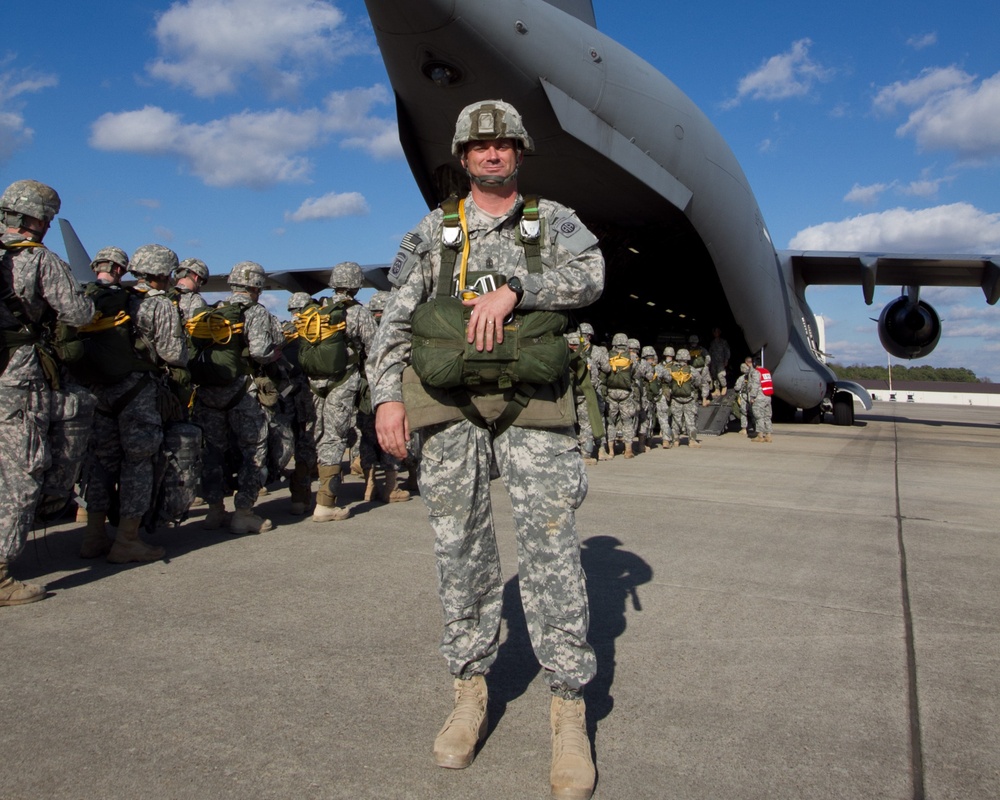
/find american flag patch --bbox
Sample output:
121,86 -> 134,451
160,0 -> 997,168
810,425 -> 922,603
399,232 -> 422,254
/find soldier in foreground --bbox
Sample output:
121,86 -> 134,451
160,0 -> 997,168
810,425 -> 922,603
1,180 -> 94,605
370,101 -> 603,799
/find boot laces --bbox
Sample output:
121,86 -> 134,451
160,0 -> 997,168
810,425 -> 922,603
446,680 -> 486,729
553,700 -> 589,759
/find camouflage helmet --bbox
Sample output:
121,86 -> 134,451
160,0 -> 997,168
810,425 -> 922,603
228,260 -> 266,289
662,346 -> 675,358
688,334 -> 700,345
1,179 -> 61,223
451,100 -> 534,158
176,257 -> 209,281
627,338 -> 640,351
564,330 -> 580,345
611,332 -> 628,348
328,261 -> 363,290
578,322 -> 595,337
287,291 -> 313,312
130,244 -> 178,277
641,345 -> 656,358
90,246 -> 129,273
675,348 -> 691,363
367,290 -> 391,312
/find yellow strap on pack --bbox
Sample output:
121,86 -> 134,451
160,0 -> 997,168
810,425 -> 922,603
185,310 -> 244,344
609,354 -> 631,371
293,306 -> 346,344
457,199 -> 474,299
671,369 -> 691,385
78,310 -> 130,334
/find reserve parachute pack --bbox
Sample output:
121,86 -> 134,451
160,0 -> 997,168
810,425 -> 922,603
410,195 -> 569,392
294,296 -> 352,381
184,301 -> 248,386
55,283 -> 157,385
669,364 -> 696,399
605,352 -> 633,391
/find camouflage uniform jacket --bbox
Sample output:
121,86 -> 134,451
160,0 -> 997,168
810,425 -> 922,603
1,236 -> 94,384
369,193 -> 604,407
171,287 -> 208,322
133,286 -> 188,368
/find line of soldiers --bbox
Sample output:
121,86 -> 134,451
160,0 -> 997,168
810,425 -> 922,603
567,327 -> 729,460
0,179 -> 410,608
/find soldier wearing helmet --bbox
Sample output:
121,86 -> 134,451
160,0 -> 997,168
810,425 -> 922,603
301,261 -> 392,520
653,348 -> 676,448
686,334 -> 712,407
0,180 -> 96,605
369,100 -> 602,796
79,243 -> 189,564
170,258 -> 210,322
574,323 -> 611,462
90,246 -> 130,285
664,347 -> 703,447
606,333 -> 647,458
192,260 -> 283,535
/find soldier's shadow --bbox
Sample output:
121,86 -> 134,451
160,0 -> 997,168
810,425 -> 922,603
485,535 -> 652,737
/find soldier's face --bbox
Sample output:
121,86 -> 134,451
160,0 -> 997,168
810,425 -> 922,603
462,138 -> 520,181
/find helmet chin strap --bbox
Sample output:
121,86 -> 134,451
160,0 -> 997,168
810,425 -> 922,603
468,166 -> 519,188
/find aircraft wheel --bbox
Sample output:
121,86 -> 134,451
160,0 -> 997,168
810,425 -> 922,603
832,391 -> 855,426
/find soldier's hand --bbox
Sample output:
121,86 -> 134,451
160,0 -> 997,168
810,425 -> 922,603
463,286 -> 518,353
376,401 -> 410,460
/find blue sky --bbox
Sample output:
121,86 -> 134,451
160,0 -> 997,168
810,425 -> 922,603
4,0 -> 998,378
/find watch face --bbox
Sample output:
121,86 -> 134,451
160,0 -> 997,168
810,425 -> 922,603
508,277 -> 522,292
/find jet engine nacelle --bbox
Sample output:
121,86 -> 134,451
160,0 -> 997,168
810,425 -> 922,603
877,294 -> 942,359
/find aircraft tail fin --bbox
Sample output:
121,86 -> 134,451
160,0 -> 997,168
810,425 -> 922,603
542,0 -> 596,28
58,219 -> 94,285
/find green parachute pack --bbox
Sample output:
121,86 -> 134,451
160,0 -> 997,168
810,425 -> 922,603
54,283 -> 157,385
184,301 -> 248,386
293,296 -> 352,381
669,364 -> 696,399
605,352 -> 633,391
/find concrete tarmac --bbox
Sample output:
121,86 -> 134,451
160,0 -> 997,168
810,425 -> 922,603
3,403 -> 998,799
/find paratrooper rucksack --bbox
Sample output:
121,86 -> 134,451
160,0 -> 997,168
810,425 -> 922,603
184,301 -> 248,386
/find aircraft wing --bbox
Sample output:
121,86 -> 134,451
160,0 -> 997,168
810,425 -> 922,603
783,250 -> 1000,306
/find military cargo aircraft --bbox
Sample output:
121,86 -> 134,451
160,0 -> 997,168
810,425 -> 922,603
350,0 -> 998,424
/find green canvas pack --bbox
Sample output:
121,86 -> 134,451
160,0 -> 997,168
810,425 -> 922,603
55,284 -> 156,385
606,352 -> 633,391
294,297 -> 350,380
411,293 -> 568,390
185,301 -> 248,387
669,364 -> 696,399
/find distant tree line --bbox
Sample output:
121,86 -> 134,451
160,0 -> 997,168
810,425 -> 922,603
828,364 -> 988,383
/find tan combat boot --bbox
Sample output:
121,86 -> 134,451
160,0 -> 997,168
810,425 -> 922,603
230,507 -> 274,534
202,501 -> 228,529
623,440 -> 634,459
312,464 -> 350,522
80,511 -> 111,559
738,428 -> 747,437
379,469 -> 411,503
107,517 -> 165,564
0,561 -> 46,607
636,433 -> 646,454
764,433 -> 773,443
688,437 -> 702,448
433,675 -> 488,769
550,695 -> 595,800
363,466 -> 378,502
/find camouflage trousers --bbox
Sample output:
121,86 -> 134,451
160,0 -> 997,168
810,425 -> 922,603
39,381 -> 96,519
0,382 -> 51,562
638,397 -> 657,437
573,394 -> 598,458
83,375 -> 163,520
669,398 -> 699,440
655,397 -> 673,442
711,365 -> 728,394
292,377 -> 318,470
752,395 -> 773,434
419,419 -> 596,693
195,384 -> 268,510
310,370 -> 360,467
605,389 -> 637,442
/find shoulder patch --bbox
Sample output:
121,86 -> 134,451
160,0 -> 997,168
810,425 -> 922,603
552,213 -> 598,256
389,231 -> 424,286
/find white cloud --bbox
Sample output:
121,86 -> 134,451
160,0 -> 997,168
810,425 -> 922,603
0,57 -> 58,162
789,203 -> 1000,252
725,39 -> 833,107
88,86 -> 399,188
906,32 -> 937,51
286,191 -> 369,221
873,67 -> 1000,159
148,0 -> 355,99
844,182 -> 891,205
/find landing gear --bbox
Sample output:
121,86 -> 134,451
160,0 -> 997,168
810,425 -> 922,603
832,391 -> 855,426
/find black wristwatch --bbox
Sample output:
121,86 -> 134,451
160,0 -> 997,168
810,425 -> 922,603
507,276 -> 524,304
